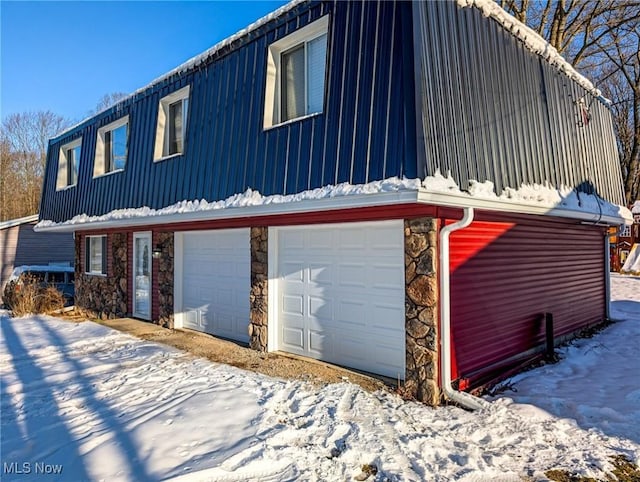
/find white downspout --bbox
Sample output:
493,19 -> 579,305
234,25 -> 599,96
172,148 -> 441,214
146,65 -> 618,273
439,207 -> 489,411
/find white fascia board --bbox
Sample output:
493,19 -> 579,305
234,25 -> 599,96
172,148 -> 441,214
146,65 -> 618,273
417,190 -> 630,226
35,188 -> 630,233
33,190 -> 420,233
0,214 -> 39,230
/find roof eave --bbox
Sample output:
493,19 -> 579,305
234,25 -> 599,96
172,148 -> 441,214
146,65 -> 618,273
34,188 -> 630,233
417,190 -> 631,226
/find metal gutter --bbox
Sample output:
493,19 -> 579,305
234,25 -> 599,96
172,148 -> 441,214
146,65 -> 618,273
36,188 -> 631,233
417,190 -> 631,226
0,214 -> 39,230
34,190 -> 421,233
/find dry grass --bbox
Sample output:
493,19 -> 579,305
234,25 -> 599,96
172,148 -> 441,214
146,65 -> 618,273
545,455 -> 640,482
3,275 -> 65,316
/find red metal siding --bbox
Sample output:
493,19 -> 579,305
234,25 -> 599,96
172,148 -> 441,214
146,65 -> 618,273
448,218 -> 606,388
75,203 -> 438,235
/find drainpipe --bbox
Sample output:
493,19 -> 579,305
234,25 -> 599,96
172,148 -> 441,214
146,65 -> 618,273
604,231 -> 612,320
439,207 -> 489,411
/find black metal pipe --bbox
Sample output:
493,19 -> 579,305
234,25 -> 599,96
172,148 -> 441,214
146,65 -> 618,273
545,312 -> 554,360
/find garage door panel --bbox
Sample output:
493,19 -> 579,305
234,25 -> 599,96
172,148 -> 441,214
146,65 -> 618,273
338,228 -> 367,249
309,264 -> 333,285
282,294 -> 304,315
338,264 -> 366,287
277,221 -> 405,378
283,327 -> 304,349
370,303 -> 404,329
282,261 -> 305,281
181,229 -> 250,343
336,299 -> 367,326
308,295 -> 330,317
308,331 -> 326,355
280,229 -> 305,248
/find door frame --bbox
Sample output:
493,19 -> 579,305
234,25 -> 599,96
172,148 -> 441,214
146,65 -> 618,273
132,231 -> 152,320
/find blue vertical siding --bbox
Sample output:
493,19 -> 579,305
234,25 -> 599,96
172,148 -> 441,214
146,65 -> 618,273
41,0 -> 624,224
413,1 -> 625,205
40,0 -> 414,223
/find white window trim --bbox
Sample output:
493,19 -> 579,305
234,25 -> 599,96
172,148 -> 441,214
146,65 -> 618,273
57,138 -> 82,191
132,231 -> 152,320
86,235 -> 107,276
620,225 -> 631,237
154,85 -> 190,161
94,115 -> 129,178
263,15 -> 329,129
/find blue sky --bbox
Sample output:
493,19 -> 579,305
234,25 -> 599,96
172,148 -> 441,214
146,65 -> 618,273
1,1 -> 288,123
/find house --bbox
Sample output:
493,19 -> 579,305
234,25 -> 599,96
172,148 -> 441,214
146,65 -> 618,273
614,201 -> 640,273
0,214 -> 75,303
610,201 -> 640,271
35,0 -> 631,406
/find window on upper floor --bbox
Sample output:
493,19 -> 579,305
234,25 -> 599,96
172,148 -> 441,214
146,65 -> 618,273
57,138 -> 81,190
154,85 -> 190,160
620,225 -> 631,237
94,116 -> 129,177
85,235 -> 107,275
263,16 -> 329,128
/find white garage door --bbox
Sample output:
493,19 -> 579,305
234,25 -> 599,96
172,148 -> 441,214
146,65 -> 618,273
181,229 -> 250,343
275,220 -> 405,378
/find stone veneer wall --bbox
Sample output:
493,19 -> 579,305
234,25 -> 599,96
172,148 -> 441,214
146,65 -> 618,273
156,232 -> 174,328
75,233 -> 128,320
404,218 -> 440,405
249,227 -> 268,351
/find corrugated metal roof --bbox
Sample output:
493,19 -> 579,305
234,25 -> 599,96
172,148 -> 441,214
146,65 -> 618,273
0,214 -> 39,230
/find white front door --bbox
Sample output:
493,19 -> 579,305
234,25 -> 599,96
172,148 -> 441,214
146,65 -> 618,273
274,220 -> 406,378
133,232 -> 152,319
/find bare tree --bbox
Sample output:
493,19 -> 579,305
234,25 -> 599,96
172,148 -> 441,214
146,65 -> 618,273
92,92 -> 129,116
498,0 -> 640,204
0,111 -> 71,221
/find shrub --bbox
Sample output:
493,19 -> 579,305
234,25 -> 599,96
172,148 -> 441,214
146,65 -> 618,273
3,274 -> 65,316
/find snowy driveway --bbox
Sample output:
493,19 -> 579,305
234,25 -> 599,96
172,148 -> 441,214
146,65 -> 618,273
1,275 -> 639,481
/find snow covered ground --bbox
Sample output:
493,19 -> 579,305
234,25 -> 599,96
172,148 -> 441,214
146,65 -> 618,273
1,275 -> 639,481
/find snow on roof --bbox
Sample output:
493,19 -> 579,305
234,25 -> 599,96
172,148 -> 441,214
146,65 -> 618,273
35,173 -> 632,230
53,0 -> 304,141
55,0 -> 604,141
0,214 -> 39,230
632,201 -> 640,214
456,0 -> 602,99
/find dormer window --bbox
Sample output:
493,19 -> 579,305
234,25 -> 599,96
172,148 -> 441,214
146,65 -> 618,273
94,116 -> 129,177
264,16 -> 329,128
154,85 -> 190,160
57,138 -> 81,189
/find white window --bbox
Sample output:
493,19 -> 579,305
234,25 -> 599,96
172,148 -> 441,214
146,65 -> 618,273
94,116 -> 129,177
57,138 -> 81,189
154,85 -> 190,160
620,225 -> 631,237
264,16 -> 329,128
85,235 -> 107,275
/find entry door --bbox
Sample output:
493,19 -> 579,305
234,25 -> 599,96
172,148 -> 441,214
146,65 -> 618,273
133,232 -> 152,319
